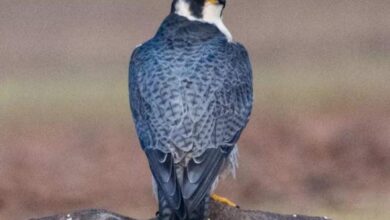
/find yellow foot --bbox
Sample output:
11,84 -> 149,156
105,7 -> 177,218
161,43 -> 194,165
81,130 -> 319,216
211,194 -> 239,208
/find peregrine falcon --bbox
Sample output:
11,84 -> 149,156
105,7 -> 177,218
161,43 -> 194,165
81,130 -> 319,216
129,0 -> 253,219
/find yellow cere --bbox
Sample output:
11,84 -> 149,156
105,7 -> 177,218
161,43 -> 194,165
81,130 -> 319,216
207,0 -> 219,4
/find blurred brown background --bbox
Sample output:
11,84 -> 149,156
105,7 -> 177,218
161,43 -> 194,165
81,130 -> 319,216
1,1 -> 390,219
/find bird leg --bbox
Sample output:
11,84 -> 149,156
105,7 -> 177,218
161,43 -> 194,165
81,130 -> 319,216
211,194 -> 240,208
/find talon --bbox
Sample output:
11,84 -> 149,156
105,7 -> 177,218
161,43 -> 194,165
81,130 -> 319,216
211,194 -> 239,208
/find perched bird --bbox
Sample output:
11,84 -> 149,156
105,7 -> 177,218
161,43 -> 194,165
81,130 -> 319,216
129,0 -> 253,219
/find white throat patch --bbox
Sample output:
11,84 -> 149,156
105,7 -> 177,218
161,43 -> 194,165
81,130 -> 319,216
174,0 -> 233,42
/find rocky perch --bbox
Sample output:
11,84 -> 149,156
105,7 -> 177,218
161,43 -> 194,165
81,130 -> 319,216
30,200 -> 331,220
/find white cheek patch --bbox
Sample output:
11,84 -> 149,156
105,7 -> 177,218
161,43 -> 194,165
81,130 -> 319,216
174,0 -> 233,42
203,3 -> 233,42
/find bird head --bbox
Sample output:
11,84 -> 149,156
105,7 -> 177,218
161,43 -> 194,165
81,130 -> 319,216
171,0 -> 232,41
171,0 -> 227,21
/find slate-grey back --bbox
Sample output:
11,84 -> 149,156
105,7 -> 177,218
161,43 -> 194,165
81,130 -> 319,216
129,14 -> 253,220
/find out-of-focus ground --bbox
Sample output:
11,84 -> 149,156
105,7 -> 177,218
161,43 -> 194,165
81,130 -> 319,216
1,1 -> 389,219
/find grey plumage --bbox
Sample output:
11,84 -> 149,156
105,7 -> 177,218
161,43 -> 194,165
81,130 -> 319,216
129,12 -> 253,220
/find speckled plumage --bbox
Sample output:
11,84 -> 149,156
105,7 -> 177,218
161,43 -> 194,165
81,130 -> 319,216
129,13 -> 252,220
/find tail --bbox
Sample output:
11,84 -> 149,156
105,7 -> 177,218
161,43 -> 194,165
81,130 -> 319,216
157,189 -> 211,220
146,149 -> 187,220
187,195 -> 211,220
157,187 -> 187,220
147,148 -> 229,220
